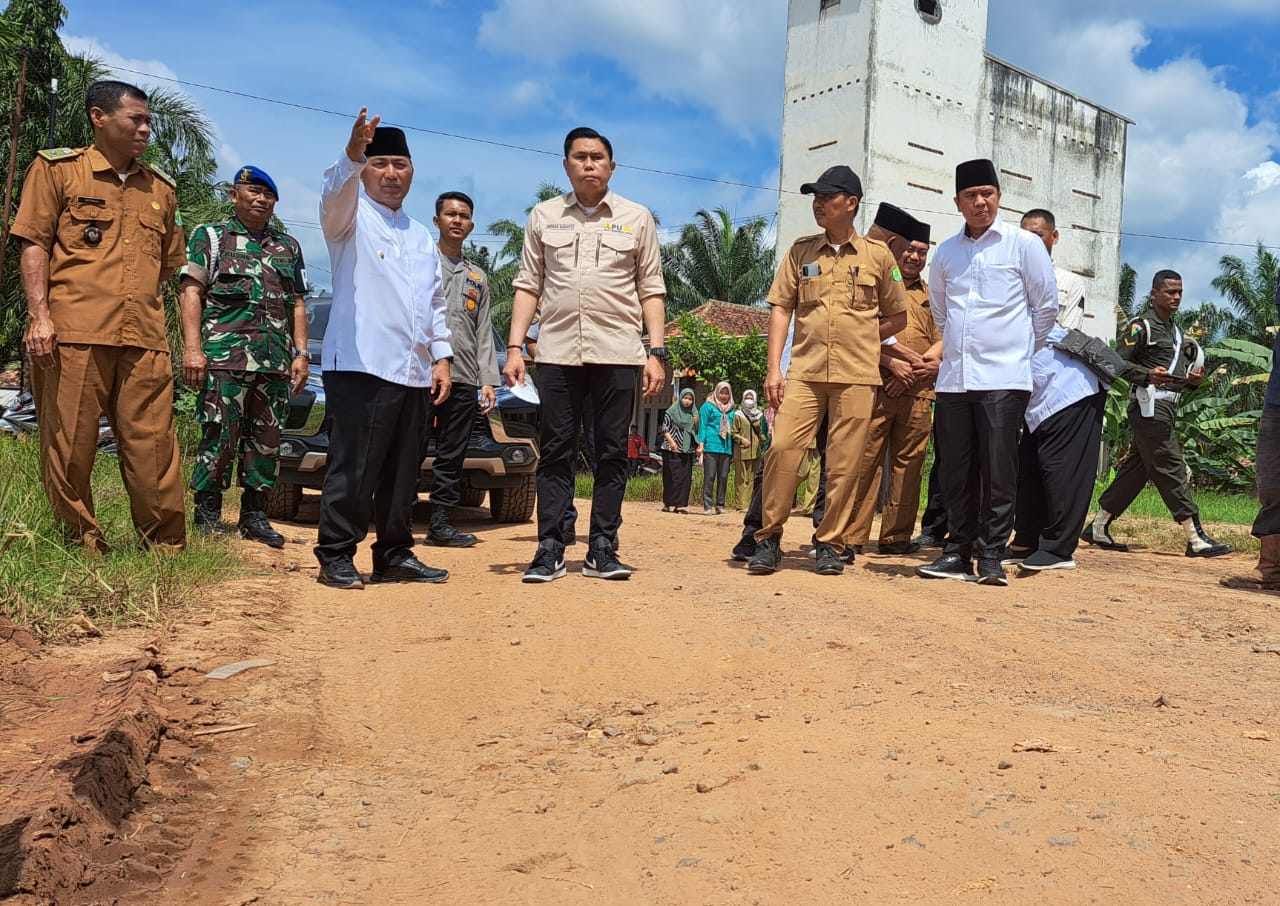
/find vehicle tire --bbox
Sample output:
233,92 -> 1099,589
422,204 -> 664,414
489,474 -> 536,523
459,485 -> 487,508
264,481 -> 302,520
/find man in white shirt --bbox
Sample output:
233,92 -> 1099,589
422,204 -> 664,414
314,109 -> 454,590
1020,209 -> 1086,330
917,159 -> 1057,586
1006,325 -> 1106,571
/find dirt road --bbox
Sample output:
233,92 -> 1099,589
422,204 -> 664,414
6,499 -> 1280,904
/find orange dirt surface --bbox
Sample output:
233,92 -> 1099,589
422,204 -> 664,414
3,499 -> 1279,905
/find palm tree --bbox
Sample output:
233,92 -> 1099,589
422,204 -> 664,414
1208,242 -> 1279,348
661,208 -> 774,317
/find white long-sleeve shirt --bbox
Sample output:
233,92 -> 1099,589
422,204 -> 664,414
1025,325 -> 1102,432
1054,265 -> 1086,331
928,215 -> 1058,392
319,154 -> 452,387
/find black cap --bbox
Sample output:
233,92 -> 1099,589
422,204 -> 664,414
956,158 -> 999,194
365,126 -> 411,159
800,165 -> 863,198
873,202 -> 930,244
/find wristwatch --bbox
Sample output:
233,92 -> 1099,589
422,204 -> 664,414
649,346 -> 670,362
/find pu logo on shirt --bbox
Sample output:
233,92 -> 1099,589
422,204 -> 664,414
603,223 -> 634,234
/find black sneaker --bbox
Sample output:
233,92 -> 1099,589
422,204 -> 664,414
583,537 -> 631,579
731,534 -> 757,562
318,558 -> 365,590
1020,550 -> 1076,571
879,539 -> 920,555
815,543 -> 844,576
238,511 -> 286,549
563,530 -> 577,546
747,537 -> 782,574
976,558 -> 1008,586
916,553 -> 974,580
424,507 -> 478,548
370,556 -> 449,584
1080,522 -> 1128,552
523,541 -> 566,583
1186,540 -> 1234,558
912,533 -> 942,549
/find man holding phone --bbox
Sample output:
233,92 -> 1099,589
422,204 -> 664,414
313,109 -> 454,589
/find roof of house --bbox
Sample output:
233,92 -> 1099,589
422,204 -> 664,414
664,300 -> 771,339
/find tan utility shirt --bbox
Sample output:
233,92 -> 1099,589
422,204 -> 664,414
894,277 -> 942,400
768,231 -> 908,384
11,146 -> 186,352
513,189 -> 665,366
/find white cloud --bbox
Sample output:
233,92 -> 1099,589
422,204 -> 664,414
507,79 -> 546,108
478,0 -> 786,137
61,34 -> 179,87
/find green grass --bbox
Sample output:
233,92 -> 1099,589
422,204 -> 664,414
0,433 -> 242,639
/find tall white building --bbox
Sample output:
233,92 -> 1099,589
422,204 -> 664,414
779,0 -> 1131,340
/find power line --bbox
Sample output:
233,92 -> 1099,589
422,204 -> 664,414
109,65 -> 1280,254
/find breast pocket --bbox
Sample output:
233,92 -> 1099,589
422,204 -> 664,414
62,201 -> 115,251
138,210 -> 165,256
598,230 -> 636,270
541,229 -> 577,269
799,275 -> 822,307
853,275 -> 879,312
209,271 -> 254,301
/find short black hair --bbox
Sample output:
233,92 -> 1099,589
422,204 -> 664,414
85,80 -> 148,127
1152,269 -> 1182,289
563,126 -> 613,160
435,191 -> 474,216
1021,208 -> 1056,229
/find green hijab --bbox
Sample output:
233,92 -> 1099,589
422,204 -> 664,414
665,388 -> 697,447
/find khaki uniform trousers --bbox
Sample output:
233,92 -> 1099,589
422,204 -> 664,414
847,390 -> 933,547
732,455 -> 759,509
32,343 -> 187,551
795,444 -> 822,514
757,380 -> 873,545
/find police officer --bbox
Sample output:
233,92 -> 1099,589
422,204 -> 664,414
12,80 -> 188,553
1083,269 -> 1233,557
747,165 -> 909,576
178,165 -> 310,547
425,190 -> 500,547
847,203 -> 940,555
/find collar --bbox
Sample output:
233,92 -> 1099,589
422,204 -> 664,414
564,190 -> 615,216
86,145 -> 141,177
364,194 -> 409,225
905,276 -> 926,292
819,227 -> 862,254
961,213 -> 1008,242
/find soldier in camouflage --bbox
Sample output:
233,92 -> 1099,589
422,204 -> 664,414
179,165 -> 310,547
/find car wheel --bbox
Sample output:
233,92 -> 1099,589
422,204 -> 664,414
459,485 -> 487,508
264,481 -> 302,520
489,474 -> 536,523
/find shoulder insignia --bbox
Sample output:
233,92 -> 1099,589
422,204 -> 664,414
1122,321 -> 1143,347
892,267 -> 903,283
37,147 -> 82,162
140,161 -> 176,188
174,209 -> 184,228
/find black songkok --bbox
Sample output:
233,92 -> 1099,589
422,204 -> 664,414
365,126 -> 411,159
955,158 -> 999,194
873,202 -> 930,244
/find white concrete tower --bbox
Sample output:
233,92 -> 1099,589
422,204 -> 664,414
778,0 -> 1129,339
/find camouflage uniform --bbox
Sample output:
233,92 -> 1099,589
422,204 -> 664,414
180,216 -> 308,492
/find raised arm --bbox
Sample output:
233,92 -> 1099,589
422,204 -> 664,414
320,107 -> 381,242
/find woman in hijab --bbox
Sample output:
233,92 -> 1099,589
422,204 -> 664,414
660,388 -> 698,513
698,381 -> 736,515
730,389 -> 769,509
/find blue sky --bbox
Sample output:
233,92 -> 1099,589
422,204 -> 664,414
59,0 -> 1280,309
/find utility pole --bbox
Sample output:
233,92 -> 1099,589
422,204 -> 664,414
48,77 -> 57,147
0,46 -> 29,269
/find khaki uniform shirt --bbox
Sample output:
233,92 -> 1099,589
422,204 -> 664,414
513,189 -> 665,366
889,277 -> 942,400
440,256 -> 500,388
767,231 -> 908,384
11,146 -> 186,352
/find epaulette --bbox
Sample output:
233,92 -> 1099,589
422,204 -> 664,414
36,147 -> 82,162
139,161 -> 176,188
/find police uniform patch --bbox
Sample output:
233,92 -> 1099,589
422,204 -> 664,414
466,298 -> 477,311
1123,322 -> 1143,346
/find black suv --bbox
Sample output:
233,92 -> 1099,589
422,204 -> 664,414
265,296 -> 539,522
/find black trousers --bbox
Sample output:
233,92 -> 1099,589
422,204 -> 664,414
742,415 -> 827,537
315,371 -> 430,569
1012,391 -> 1105,559
919,424 -> 949,540
1098,399 -> 1198,523
662,450 -> 694,507
535,363 -> 637,547
428,381 -> 478,509
1254,405 -> 1280,537
935,389 -> 1029,560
